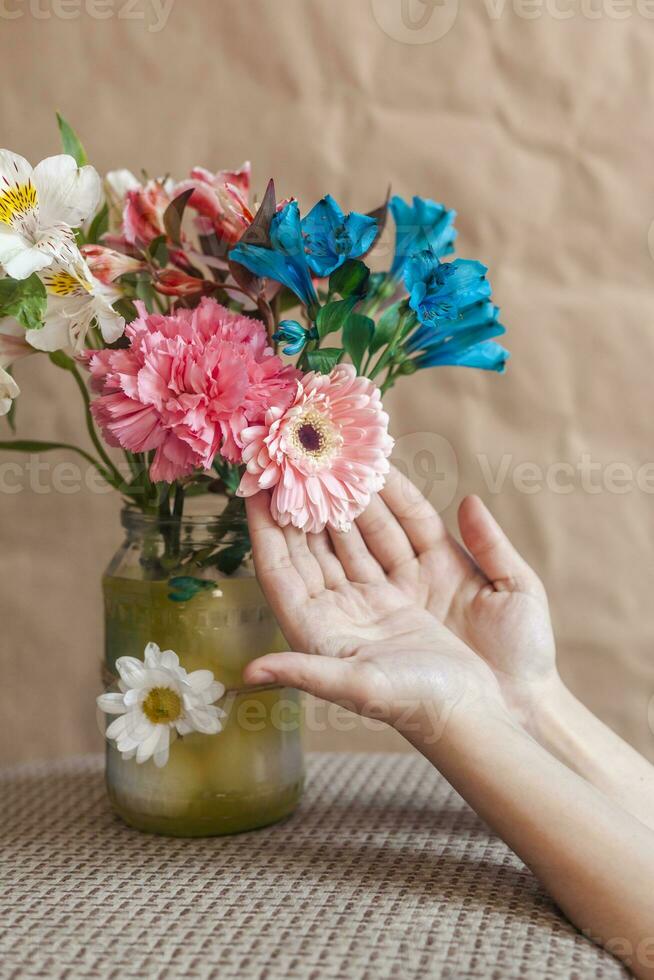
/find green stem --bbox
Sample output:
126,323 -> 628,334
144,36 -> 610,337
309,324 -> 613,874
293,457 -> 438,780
380,367 -> 398,396
158,483 -> 172,519
170,483 -> 185,556
298,334 -> 320,373
124,451 -> 141,479
70,363 -> 124,486
173,483 -> 185,521
367,309 -> 413,382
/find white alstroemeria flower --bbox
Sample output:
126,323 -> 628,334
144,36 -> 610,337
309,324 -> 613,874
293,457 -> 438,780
0,151 -> 101,280
0,317 -> 36,415
25,254 -> 125,354
105,168 -> 141,205
97,642 -> 226,768
0,364 -> 19,416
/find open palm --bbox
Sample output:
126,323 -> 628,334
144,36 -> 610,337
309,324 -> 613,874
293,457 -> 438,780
354,467 -> 558,713
244,492 -> 502,737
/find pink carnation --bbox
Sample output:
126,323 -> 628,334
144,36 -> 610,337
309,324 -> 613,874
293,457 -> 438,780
87,298 -> 299,483
237,365 -> 394,533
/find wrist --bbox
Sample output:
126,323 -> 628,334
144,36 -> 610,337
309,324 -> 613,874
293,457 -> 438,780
503,671 -> 571,740
398,691 -> 519,762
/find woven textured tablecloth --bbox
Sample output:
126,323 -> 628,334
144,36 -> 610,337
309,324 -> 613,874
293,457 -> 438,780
0,752 -> 626,980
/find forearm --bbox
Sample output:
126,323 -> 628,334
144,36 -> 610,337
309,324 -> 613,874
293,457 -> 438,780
408,701 -> 654,978
519,678 -> 654,832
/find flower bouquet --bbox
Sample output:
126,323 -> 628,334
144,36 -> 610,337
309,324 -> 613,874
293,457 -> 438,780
0,117 -> 508,835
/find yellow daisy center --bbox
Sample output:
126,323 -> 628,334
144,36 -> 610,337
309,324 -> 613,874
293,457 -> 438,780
142,687 -> 182,725
42,270 -> 92,297
291,409 -> 339,461
0,181 -> 37,225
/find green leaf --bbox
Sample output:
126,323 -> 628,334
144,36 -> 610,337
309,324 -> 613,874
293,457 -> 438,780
211,541 -> 250,576
315,297 -> 357,339
342,314 -> 374,373
48,350 -> 76,372
306,348 -> 343,374
56,113 -> 88,167
329,260 -> 370,299
369,301 -> 403,355
228,178 -> 277,295
148,234 -> 169,267
163,188 -> 194,246
113,297 -> 139,325
0,439 -> 86,456
167,576 -> 214,603
0,275 -> 47,332
86,203 -> 109,245
135,276 -> 157,313
212,457 -> 241,495
365,186 -> 391,246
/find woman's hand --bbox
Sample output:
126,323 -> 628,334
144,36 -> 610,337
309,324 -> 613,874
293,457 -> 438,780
356,467 -> 654,833
243,487 -> 654,978
355,466 -> 559,724
243,491 -> 506,744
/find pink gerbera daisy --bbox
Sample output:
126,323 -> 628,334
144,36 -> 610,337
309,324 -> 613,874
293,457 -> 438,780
86,298 -> 299,483
237,364 -> 394,533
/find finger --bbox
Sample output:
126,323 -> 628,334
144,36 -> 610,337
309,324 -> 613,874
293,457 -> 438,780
245,493 -> 308,601
243,651 -> 359,707
457,495 -> 542,595
306,531 -> 347,589
327,521 -> 386,585
282,524 -> 325,597
355,493 -> 416,573
380,466 -> 450,554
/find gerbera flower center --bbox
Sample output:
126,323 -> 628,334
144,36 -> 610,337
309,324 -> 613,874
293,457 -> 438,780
292,410 -> 337,460
297,422 -> 322,452
142,687 -> 182,725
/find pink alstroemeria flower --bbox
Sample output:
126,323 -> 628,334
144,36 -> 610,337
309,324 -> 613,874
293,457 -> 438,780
122,177 -> 175,248
176,163 -> 254,245
81,244 -> 145,284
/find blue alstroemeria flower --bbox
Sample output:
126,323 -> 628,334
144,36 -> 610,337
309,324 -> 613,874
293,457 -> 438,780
405,301 -> 509,373
272,319 -> 317,356
229,201 -> 319,311
403,249 -> 508,373
389,195 -> 458,278
301,194 -> 378,277
405,252 -> 491,324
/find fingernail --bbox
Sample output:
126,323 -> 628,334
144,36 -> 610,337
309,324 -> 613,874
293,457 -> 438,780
248,669 -> 276,685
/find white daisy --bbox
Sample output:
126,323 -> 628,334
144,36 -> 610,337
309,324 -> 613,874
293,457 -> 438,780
0,151 -> 101,280
25,254 -> 125,354
97,642 -> 226,768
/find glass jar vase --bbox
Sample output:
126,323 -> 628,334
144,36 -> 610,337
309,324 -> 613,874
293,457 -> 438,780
101,506 -> 304,837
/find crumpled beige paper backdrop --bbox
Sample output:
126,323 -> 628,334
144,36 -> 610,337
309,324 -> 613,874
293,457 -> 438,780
1,0 -> 654,763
